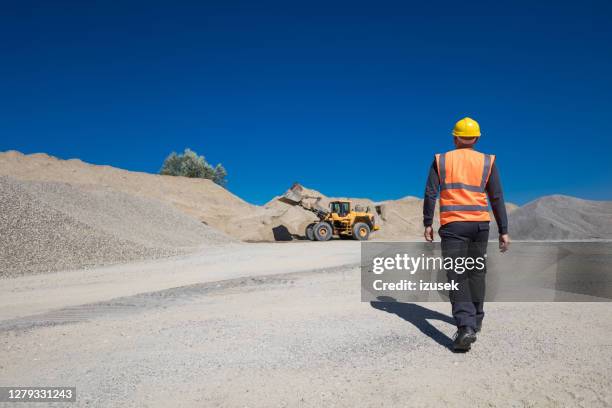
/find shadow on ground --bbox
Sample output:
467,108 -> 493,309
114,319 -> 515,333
370,296 -> 455,350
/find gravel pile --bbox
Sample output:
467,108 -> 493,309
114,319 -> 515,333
0,176 -> 234,277
491,194 -> 612,239
0,151 -> 259,240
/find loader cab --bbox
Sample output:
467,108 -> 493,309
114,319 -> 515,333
330,201 -> 350,217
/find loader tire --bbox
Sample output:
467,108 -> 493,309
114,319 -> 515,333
305,223 -> 316,241
314,222 -> 332,241
352,222 -> 370,241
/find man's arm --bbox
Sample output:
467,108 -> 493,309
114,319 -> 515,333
486,162 -> 507,234
423,159 -> 439,241
486,161 -> 510,251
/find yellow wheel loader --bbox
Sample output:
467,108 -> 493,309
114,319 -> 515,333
279,183 -> 380,241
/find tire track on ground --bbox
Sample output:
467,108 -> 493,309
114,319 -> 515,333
0,263 -> 359,333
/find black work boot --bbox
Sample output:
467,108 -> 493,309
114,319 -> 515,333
453,326 -> 477,351
475,321 -> 482,333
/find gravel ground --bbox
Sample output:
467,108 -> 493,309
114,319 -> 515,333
0,176 -> 233,277
1,264 -> 611,407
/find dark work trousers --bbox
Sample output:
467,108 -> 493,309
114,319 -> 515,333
439,221 -> 489,329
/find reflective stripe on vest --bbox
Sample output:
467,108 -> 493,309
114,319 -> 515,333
439,205 -> 490,212
439,152 -> 491,193
435,149 -> 495,225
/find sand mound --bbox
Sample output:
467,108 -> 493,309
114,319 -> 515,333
374,196 -> 432,240
0,151 -> 255,235
495,195 -> 612,240
0,176 -> 233,277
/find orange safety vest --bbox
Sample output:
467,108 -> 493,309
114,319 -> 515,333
435,148 -> 495,225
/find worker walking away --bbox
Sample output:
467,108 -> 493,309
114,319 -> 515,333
423,117 -> 510,352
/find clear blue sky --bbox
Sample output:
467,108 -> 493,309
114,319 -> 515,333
1,1 -> 611,205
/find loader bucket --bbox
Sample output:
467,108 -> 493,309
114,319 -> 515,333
279,183 -> 304,205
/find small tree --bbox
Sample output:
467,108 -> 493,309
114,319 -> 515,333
160,148 -> 227,186
213,163 -> 228,187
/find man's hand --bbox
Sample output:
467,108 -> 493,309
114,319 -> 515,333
499,234 -> 510,252
424,226 -> 434,242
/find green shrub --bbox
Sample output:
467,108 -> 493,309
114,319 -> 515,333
160,148 -> 227,186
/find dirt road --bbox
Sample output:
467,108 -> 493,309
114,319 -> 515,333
1,242 -> 611,407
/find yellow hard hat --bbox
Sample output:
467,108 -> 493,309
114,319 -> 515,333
452,117 -> 481,137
